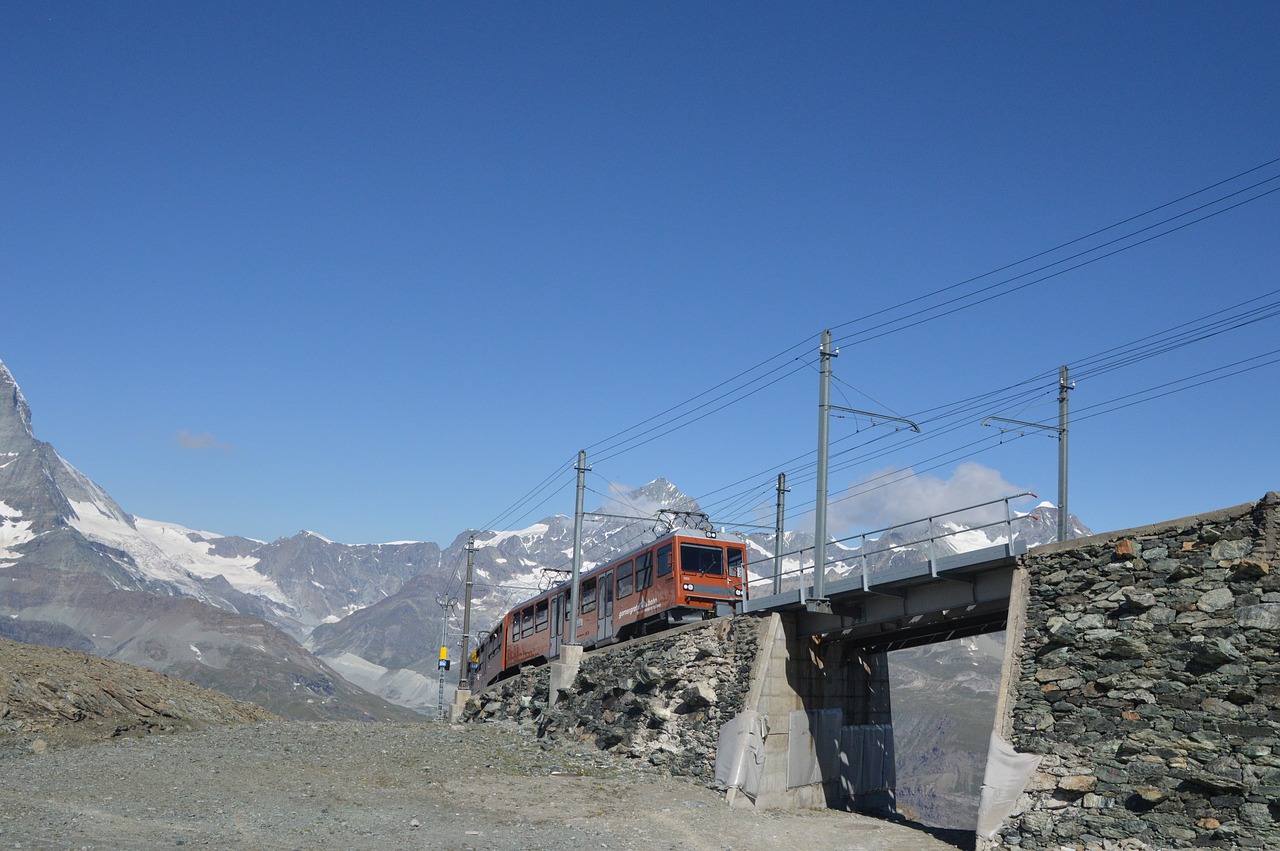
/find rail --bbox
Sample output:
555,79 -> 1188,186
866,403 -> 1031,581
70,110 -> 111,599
746,492 -> 1040,601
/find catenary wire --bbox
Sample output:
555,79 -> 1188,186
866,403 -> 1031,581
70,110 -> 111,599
573,158 -> 1280,472
475,159 -> 1280,567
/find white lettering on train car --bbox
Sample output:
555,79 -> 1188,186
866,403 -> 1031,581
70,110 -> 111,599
617,595 -> 664,619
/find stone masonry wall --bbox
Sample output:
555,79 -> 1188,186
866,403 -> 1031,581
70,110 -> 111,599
462,616 -> 762,782
995,493 -> 1280,849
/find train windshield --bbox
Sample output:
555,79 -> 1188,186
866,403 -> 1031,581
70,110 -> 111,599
680,543 -> 724,576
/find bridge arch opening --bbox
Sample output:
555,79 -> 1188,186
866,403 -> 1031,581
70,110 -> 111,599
888,631 -> 1005,840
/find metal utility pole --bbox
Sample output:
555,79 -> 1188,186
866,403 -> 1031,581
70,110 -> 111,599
1057,365 -> 1072,544
435,593 -> 457,721
458,536 -> 476,689
773,472 -> 788,595
567,449 -> 588,646
811,330 -> 920,611
980,364 -> 1074,543
812,331 -> 835,610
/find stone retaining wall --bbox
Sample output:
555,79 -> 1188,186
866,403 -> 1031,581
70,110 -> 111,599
993,493 -> 1280,848
462,616 -> 762,782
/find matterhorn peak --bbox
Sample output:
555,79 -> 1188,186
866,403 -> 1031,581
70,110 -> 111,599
596,478 -> 702,521
0,359 -> 34,442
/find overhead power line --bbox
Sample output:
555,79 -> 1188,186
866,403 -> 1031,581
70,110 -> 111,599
470,156 -> 1280,561
829,155 -> 1280,343
833,180 -> 1280,350
582,156 -> 1280,473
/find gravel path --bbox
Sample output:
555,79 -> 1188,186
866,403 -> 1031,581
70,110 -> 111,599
0,720 -> 967,850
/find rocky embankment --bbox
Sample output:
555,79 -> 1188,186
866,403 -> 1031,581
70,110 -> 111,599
0,635 -> 273,753
464,616 -> 759,782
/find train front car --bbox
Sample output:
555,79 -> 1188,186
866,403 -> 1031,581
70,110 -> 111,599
607,532 -> 747,641
670,533 -> 747,620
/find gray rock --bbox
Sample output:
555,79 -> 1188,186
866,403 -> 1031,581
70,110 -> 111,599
1197,587 -> 1235,613
1212,539 -> 1252,561
1190,637 -> 1243,666
1107,635 -> 1150,660
1236,604 -> 1280,630
1134,786 -> 1168,804
678,682 -> 717,710
1122,589 -> 1157,610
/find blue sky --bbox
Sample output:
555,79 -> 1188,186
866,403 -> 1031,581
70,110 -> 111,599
3,2 -> 1278,546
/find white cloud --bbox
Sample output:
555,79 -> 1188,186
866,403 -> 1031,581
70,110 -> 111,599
173,430 -> 232,452
827,462 -> 1026,533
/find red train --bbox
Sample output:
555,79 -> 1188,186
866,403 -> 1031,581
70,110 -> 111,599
473,531 -> 748,688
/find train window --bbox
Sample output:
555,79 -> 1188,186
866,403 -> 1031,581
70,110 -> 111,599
581,578 -> 597,614
636,551 -> 654,589
617,560 -> 634,598
564,592 -> 572,621
535,599 -> 549,632
510,616 -> 520,643
728,547 -> 744,577
521,607 -> 535,638
681,543 -> 724,575
657,544 -> 673,576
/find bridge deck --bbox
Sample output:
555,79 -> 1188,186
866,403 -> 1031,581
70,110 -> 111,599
743,541 -> 1026,648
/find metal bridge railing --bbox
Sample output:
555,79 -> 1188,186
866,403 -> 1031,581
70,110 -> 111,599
746,492 -> 1040,602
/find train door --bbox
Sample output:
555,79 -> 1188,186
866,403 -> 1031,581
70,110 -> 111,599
550,593 -> 563,658
597,570 -> 615,643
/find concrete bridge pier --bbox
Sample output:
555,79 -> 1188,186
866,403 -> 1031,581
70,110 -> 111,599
721,612 -> 896,814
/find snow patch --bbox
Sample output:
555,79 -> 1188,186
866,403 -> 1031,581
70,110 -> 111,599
69,499 -> 213,594
132,517 -> 289,604
479,523 -> 550,548
939,526 -> 1002,552
0,500 -> 33,561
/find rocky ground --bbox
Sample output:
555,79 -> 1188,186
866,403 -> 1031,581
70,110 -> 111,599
0,636 -> 968,849
1,719 -> 971,850
0,636 -> 275,750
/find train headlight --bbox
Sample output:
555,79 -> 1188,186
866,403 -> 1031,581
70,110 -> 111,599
682,583 -> 694,591
734,589 -> 742,596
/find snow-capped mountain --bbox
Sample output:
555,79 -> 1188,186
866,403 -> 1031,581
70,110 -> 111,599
2,356 -> 1089,716
0,359 -> 416,720
305,478 -> 705,712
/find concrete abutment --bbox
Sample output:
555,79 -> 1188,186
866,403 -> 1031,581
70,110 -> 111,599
719,612 -> 896,813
